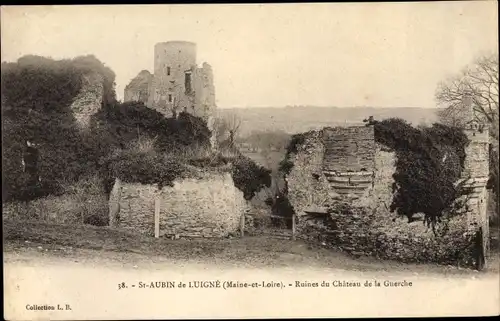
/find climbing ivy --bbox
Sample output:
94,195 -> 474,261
372,118 -> 470,227
278,132 -> 307,174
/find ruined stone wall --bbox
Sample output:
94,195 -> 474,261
286,126 -> 385,220
322,126 -> 375,172
285,130 -> 332,218
286,125 -> 489,268
70,71 -> 104,127
459,127 -> 490,254
109,171 -> 247,238
126,41 -> 216,122
193,63 -> 216,121
124,70 -> 152,104
322,126 -> 376,198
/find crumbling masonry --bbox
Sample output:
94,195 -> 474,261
124,41 -> 216,123
285,122 -> 490,269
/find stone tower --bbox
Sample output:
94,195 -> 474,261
148,41 -> 197,116
125,41 -> 216,123
124,41 -> 217,148
459,92 -> 490,266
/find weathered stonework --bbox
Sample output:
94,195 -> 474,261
286,126 -> 391,219
125,41 -> 216,123
70,71 -> 104,127
322,126 -> 376,198
124,70 -> 152,104
285,124 -> 490,269
285,130 -> 331,217
109,170 -> 247,238
458,123 -> 490,255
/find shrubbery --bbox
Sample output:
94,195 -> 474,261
2,55 -> 273,220
91,102 -> 212,153
2,55 -> 117,202
372,118 -> 470,226
231,155 -> 272,200
278,132 -> 307,174
106,149 -> 186,189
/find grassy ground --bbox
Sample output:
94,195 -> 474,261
3,219 -> 499,275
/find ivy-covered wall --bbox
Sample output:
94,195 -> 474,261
284,123 -> 490,269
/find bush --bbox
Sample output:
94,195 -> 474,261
2,175 -> 108,225
2,54 -> 270,211
372,118 -> 470,226
106,149 -> 186,189
91,103 -> 211,154
232,155 -> 272,200
1,55 -> 117,202
278,132 -> 307,174
60,175 -> 109,225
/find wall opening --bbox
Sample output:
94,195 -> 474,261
185,71 -> 192,94
167,66 -> 171,76
168,94 -> 172,103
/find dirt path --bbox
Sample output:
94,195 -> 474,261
4,219 -> 500,319
4,245 -> 500,320
4,219 -> 499,275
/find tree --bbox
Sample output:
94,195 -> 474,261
211,116 -> 230,146
435,52 -> 499,219
211,112 -> 242,154
435,52 -> 499,138
224,112 -> 242,145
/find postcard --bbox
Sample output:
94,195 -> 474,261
2,2 -> 499,319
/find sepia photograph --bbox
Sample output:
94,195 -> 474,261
2,2 -> 499,319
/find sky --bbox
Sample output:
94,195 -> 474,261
1,2 -> 498,109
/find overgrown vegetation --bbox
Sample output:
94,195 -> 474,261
106,149 -> 186,189
2,55 -> 271,209
91,102 -> 212,153
372,118 -> 471,228
302,201 -> 481,267
2,55 -> 117,202
231,154 -> 272,200
278,132 -> 307,174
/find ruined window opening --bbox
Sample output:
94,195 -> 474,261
184,71 -> 192,94
168,94 -> 172,103
167,66 -> 171,76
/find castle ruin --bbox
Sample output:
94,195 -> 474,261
284,98 -> 491,269
124,41 -> 216,123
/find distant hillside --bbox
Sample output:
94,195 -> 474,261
216,106 -> 440,137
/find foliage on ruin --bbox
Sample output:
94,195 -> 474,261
271,192 -> 295,221
103,144 -> 271,199
278,132 -> 307,174
106,149 -> 186,189
2,55 -> 271,205
488,144 -> 499,196
91,102 -> 212,153
231,154 -> 272,200
1,55 -> 117,202
372,118 -> 471,227
303,201 -> 481,267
